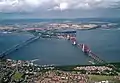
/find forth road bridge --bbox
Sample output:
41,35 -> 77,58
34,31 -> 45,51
0,36 -> 40,58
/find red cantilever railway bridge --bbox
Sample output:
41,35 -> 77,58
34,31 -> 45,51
67,35 -> 106,64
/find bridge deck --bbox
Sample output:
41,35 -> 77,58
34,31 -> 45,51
68,35 -> 106,64
0,36 -> 40,58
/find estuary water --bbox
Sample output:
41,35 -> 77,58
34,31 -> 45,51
0,28 -> 120,65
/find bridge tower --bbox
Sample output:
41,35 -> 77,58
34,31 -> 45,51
81,44 -> 91,54
70,37 -> 77,45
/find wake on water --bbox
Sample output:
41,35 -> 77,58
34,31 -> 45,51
117,28 -> 120,30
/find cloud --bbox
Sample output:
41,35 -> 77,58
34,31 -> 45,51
0,0 -> 120,12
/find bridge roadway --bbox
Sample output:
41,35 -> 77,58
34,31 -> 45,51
68,36 -> 107,64
0,36 -> 40,58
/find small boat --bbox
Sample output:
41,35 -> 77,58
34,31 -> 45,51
89,61 -> 95,64
2,31 -> 12,34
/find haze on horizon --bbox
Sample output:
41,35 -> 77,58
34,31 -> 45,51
0,0 -> 120,19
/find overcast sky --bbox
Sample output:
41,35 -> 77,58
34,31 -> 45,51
0,0 -> 120,19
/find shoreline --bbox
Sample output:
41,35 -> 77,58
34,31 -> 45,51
1,57 -> 120,67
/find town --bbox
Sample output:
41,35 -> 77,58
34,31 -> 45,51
0,58 -> 120,83
0,22 -> 117,33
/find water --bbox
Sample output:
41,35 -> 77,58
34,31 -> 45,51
0,32 -> 89,65
77,29 -> 120,62
0,18 -> 120,25
8,38 -> 89,65
0,28 -> 120,65
0,18 -> 120,65
0,32 -> 34,53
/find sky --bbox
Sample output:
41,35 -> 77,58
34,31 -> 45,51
0,0 -> 120,19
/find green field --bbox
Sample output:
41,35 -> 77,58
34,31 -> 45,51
88,75 -> 120,83
89,75 -> 114,81
13,72 -> 23,80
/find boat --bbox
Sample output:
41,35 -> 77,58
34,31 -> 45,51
89,61 -> 95,64
2,31 -> 12,34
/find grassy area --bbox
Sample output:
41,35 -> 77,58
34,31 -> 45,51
89,75 -> 114,81
13,72 -> 23,80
